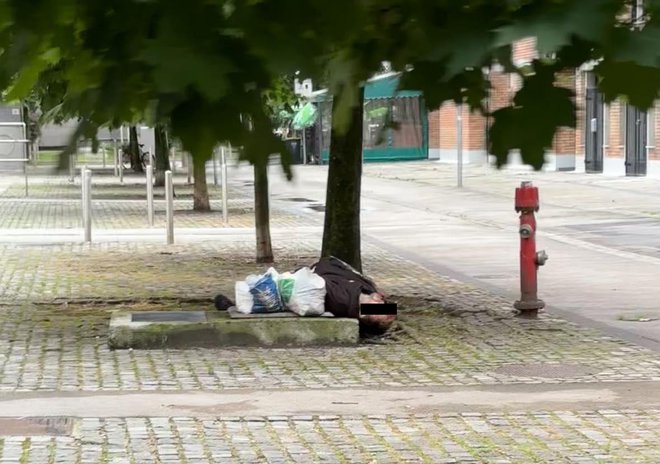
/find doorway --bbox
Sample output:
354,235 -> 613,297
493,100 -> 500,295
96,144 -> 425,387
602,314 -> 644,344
584,73 -> 604,173
624,104 -> 648,176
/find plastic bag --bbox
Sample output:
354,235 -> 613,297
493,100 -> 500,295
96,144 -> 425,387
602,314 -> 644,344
235,281 -> 253,314
235,267 -> 284,314
278,272 -> 295,306
250,272 -> 284,313
287,267 -> 326,316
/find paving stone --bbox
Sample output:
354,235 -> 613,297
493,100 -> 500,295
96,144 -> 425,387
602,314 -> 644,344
1,172 -> 660,462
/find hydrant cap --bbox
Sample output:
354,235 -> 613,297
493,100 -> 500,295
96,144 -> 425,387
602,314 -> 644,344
515,183 -> 540,211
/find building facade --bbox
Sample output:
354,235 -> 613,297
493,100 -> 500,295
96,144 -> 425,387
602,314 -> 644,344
427,37 -> 660,178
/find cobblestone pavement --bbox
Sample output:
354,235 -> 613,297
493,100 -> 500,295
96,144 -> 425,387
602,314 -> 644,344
2,174 -> 660,462
1,241 -> 660,394
3,410 -> 660,463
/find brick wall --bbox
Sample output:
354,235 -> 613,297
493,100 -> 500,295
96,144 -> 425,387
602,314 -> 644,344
648,101 -> 659,161
429,102 -> 489,152
552,71 -> 578,155
428,110 -> 441,149
425,39 -> 660,169
512,37 -> 537,64
605,100 -> 625,158
575,71 -> 585,155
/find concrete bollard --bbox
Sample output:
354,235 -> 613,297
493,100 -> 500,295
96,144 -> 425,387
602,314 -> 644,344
146,165 -> 154,227
186,154 -> 192,185
171,146 -> 177,174
69,154 -> 75,182
213,148 -> 219,186
165,170 -> 174,245
83,169 -> 92,243
81,168 -> 87,229
119,149 -> 124,184
113,141 -> 119,177
221,146 -> 228,225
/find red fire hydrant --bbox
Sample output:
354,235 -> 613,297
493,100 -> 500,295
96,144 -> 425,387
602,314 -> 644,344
514,181 -> 548,317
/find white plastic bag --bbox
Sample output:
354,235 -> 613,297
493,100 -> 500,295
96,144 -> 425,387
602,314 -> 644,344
287,267 -> 326,316
235,281 -> 253,314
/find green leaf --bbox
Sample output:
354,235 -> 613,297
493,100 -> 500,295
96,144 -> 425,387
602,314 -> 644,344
5,47 -> 61,100
607,26 -> 660,69
496,0 -> 619,56
596,60 -> 660,110
489,63 -> 575,170
325,52 -> 362,135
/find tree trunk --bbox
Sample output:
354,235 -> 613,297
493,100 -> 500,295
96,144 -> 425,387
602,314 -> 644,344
193,156 -> 211,211
21,104 -> 32,163
154,124 -> 171,187
129,126 -> 144,173
321,86 -> 364,272
254,160 -> 274,263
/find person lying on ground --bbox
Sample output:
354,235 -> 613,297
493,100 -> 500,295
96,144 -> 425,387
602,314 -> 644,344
214,257 -> 395,335
310,257 -> 396,336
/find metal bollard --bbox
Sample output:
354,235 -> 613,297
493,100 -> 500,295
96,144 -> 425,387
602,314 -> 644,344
171,146 -> 177,174
119,149 -> 124,184
69,154 -> 75,182
221,146 -> 228,225
81,168 -> 88,229
514,181 -> 548,317
146,165 -> 154,227
165,170 -> 174,244
186,154 -> 192,185
83,169 -> 92,243
113,141 -> 119,177
213,148 -> 219,186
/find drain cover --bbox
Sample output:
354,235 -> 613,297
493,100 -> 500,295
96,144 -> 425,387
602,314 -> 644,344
132,311 -> 207,323
494,363 -> 597,378
0,417 -> 74,436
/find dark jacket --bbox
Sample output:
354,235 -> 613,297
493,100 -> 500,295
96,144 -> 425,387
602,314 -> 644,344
311,257 -> 378,318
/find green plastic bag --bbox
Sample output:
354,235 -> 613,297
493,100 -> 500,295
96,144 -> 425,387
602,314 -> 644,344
278,272 -> 295,306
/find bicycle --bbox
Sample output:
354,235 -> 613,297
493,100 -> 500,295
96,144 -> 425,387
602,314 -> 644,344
120,143 -> 151,169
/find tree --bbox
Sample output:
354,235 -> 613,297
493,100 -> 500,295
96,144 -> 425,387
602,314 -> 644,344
153,124 -> 171,187
316,0 -> 660,270
192,154 -> 211,211
252,75 -> 300,263
1,0 -> 658,271
253,160 -> 273,263
127,126 -> 143,174
321,86 -> 365,270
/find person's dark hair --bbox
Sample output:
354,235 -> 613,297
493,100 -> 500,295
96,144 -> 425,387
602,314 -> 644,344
359,318 -> 392,337
214,294 -> 234,311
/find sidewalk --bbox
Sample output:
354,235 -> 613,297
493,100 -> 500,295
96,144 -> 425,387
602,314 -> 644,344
253,161 -> 660,352
1,166 -> 660,462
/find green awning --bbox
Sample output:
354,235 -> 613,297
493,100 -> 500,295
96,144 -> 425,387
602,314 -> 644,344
310,74 -> 421,102
364,75 -> 421,99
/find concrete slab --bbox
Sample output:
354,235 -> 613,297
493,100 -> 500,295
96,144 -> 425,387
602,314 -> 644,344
108,310 -> 358,349
2,382 -> 660,417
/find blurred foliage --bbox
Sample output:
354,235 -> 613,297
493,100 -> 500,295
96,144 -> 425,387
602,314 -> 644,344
0,0 -> 658,170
